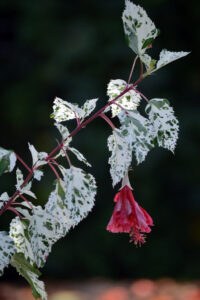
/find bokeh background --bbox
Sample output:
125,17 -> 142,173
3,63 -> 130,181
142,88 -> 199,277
0,0 -> 199,298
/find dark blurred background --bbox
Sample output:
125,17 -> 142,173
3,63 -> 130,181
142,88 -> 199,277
0,0 -> 199,282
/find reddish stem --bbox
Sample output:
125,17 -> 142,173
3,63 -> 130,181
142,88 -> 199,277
19,194 -> 33,209
61,146 -> 72,167
0,71 -> 145,217
131,87 -> 149,103
7,207 -> 22,218
127,55 -> 139,85
47,161 -> 61,181
15,153 -> 32,173
99,113 -> 115,130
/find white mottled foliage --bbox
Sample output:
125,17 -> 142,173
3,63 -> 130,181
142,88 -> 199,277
122,0 -> 159,56
11,253 -> 47,300
54,122 -> 72,143
28,206 -> 59,268
51,97 -> 98,123
119,110 -> 154,164
68,147 -> 91,167
0,192 -> 9,210
15,168 -> 36,199
81,98 -> 98,119
146,98 -> 179,152
0,231 -> 15,275
107,79 -> 141,117
28,143 -> 48,181
0,147 -> 16,175
64,167 -> 97,226
45,180 -> 72,238
107,128 -> 132,186
10,217 -> 34,266
156,49 -> 190,70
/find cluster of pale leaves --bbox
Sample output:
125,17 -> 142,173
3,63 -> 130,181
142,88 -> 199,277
0,1 -> 189,299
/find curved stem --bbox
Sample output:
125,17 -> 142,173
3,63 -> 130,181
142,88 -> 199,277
61,146 -> 72,167
127,55 -> 138,85
131,87 -> 149,103
99,113 -> 115,130
0,69 -> 147,217
47,161 -> 61,181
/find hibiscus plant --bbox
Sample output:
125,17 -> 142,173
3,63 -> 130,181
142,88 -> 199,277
0,1 -> 189,299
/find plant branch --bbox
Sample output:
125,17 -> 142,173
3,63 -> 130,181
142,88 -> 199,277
127,55 -> 138,85
0,71 -> 146,217
15,153 -> 32,173
47,161 -> 61,181
99,113 -> 115,130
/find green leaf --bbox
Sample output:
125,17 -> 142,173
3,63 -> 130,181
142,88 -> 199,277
0,231 -> 16,276
0,147 -> 16,176
11,253 -> 47,300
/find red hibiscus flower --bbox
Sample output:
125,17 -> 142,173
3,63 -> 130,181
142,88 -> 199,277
107,176 -> 154,246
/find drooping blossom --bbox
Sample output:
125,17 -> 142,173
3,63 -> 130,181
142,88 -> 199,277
106,175 -> 154,246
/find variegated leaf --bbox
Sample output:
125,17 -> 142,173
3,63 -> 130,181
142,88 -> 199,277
119,110 -> 154,164
81,98 -> 98,119
28,206 -> 58,268
146,98 -> 179,152
0,192 -> 9,210
64,167 -> 97,226
45,180 -> 72,238
107,79 -> 141,117
10,217 -> 34,266
68,147 -> 91,167
11,253 -> 47,300
15,168 -> 36,199
122,0 -> 159,56
0,147 -> 16,176
107,128 -> 132,186
0,231 -> 15,275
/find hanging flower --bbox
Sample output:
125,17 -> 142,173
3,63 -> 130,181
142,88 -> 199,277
106,175 -> 154,246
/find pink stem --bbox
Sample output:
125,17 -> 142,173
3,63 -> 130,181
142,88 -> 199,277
47,161 -> 61,181
74,112 -> 81,127
61,146 -> 72,167
7,207 -> 22,218
127,55 -> 139,85
0,71 -> 145,217
131,87 -> 149,103
15,153 -> 32,173
99,113 -> 115,130
19,194 -> 33,209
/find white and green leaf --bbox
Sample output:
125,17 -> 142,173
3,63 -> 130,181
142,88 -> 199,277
0,147 -> 16,176
146,98 -> 179,152
119,110 -> 154,164
81,98 -> 98,119
28,206 -> 58,268
51,97 -> 83,122
45,180 -> 72,238
54,122 -> 72,144
155,49 -> 190,71
11,253 -> 47,300
0,231 -> 16,276
107,79 -> 141,117
15,168 -> 36,199
107,128 -> 132,186
68,147 -> 91,167
10,217 -> 34,266
64,167 -> 97,226
0,192 -> 9,210
28,143 -> 47,181
122,0 -> 159,56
